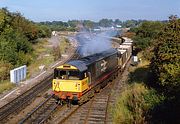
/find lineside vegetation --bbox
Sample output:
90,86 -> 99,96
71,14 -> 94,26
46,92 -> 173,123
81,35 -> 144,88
0,8 -> 51,93
0,8 -> 72,94
112,16 -> 180,123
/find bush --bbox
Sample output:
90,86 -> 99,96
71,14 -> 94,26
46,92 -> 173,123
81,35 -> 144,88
0,28 -> 33,66
112,83 -> 164,124
0,80 -> 15,94
0,61 -> 12,80
16,52 -> 33,67
53,45 -> 61,61
151,17 -> 180,96
131,21 -> 164,50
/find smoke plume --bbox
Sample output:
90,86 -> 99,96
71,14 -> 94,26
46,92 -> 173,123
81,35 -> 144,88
76,29 -> 118,57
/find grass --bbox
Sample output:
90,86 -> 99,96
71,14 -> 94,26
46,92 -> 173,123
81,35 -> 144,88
112,83 -> 163,124
28,37 -> 70,78
59,37 -> 70,54
27,55 -> 54,78
112,84 -> 147,124
27,39 -> 54,78
111,52 -> 164,124
128,52 -> 150,84
0,36 -> 71,94
0,80 -> 15,94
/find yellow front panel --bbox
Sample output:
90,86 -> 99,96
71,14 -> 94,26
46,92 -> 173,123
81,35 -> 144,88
52,77 -> 89,92
81,78 -> 89,92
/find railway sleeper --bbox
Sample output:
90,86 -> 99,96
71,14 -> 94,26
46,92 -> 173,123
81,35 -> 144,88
78,71 -> 117,106
55,70 -> 118,107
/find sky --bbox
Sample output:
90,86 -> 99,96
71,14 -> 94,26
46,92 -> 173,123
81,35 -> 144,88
0,0 -> 179,22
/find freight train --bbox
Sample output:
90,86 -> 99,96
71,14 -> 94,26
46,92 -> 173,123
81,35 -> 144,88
52,37 -> 133,105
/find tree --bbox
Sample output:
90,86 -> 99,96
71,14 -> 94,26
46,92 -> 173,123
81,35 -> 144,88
123,20 -> 137,28
114,19 -> 122,25
0,8 -> 12,33
83,20 -> 94,30
131,21 -> 164,50
0,8 -> 51,81
99,19 -> 113,27
0,61 -> 12,80
0,27 -> 32,66
151,17 -> 180,96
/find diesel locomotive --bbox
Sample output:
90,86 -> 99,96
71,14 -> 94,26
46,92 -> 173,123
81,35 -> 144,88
52,37 -> 133,105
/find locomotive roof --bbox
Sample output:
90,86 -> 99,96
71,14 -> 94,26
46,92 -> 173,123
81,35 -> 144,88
67,60 -> 88,72
67,48 -> 117,72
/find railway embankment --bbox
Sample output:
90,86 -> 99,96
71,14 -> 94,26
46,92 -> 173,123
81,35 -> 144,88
111,52 -> 164,123
0,34 -> 77,106
0,34 -> 78,123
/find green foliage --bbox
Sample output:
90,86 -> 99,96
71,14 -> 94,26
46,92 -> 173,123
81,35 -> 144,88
40,21 -> 76,31
151,17 -> 180,96
38,25 -> 51,38
16,52 -> 33,67
0,61 -> 12,80
0,27 -> 32,66
82,20 -> 94,30
131,21 -> 164,50
0,80 -> 15,94
1,8 -> 51,41
0,8 -> 51,81
98,19 -> 113,27
114,19 -> 122,25
0,8 -> 12,32
133,36 -> 152,50
135,21 -> 164,38
122,20 -> 138,28
112,83 -> 164,124
39,19 -> 146,32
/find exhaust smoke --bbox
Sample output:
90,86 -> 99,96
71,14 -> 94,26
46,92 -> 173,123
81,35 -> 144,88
76,30 -> 118,57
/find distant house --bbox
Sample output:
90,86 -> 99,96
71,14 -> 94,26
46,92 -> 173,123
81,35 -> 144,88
116,25 -> 122,28
93,28 -> 101,31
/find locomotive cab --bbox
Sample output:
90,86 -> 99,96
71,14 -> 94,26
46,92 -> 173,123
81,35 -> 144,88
52,63 -> 89,104
54,68 -> 83,80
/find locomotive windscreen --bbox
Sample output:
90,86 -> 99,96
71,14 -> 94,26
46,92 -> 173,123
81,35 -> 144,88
54,69 -> 85,80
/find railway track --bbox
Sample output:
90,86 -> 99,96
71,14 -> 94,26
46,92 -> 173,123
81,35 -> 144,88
55,78 -> 114,124
48,58 -> 131,124
0,34 -> 127,124
0,74 -> 53,123
66,87 -> 111,124
18,38 -> 128,124
16,47 -> 81,124
18,95 -> 57,124
21,34 -> 127,124
45,72 -> 118,124
0,46 -> 78,123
